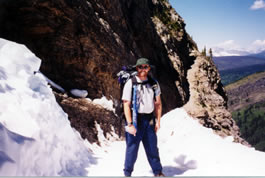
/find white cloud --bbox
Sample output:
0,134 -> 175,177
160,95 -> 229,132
252,39 -> 265,46
250,40 -> 265,53
211,40 -> 245,56
216,40 -> 241,49
250,0 -> 265,10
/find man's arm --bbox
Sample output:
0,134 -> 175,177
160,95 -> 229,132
154,95 -> 162,132
123,100 -> 132,124
123,100 -> 136,136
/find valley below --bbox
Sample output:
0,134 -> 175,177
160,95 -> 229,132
225,71 -> 265,151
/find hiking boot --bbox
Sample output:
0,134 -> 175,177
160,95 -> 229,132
154,172 -> 165,177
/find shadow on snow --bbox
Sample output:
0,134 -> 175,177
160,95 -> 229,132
162,154 -> 197,176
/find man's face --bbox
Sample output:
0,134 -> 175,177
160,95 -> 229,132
136,64 -> 150,77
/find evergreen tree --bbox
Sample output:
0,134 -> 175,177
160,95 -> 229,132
232,101 -> 265,151
209,48 -> 213,59
202,46 -> 206,56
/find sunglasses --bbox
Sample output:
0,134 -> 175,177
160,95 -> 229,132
137,65 -> 149,69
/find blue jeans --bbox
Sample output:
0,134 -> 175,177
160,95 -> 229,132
124,114 -> 162,176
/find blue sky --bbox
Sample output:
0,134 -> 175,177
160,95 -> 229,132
169,0 -> 265,55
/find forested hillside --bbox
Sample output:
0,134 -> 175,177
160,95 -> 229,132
232,101 -> 265,151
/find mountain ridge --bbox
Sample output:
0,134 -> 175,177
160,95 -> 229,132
213,56 -> 265,71
219,63 -> 265,86
248,50 -> 265,58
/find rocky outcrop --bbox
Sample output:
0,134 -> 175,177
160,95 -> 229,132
0,0 -> 247,145
54,92 -> 121,144
184,55 -> 249,145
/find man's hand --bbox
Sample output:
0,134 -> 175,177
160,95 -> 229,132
126,125 -> 137,136
154,95 -> 162,133
155,122 -> 160,133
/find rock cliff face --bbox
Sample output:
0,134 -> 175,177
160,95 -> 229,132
0,0 -> 247,145
0,0 -> 195,112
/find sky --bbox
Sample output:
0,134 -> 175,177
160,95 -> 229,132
1,38 -> 265,176
169,0 -> 265,56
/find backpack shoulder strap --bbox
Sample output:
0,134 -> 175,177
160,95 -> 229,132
131,76 -> 138,86
131,76 -> 138,103
147,76 -> 158,101
147,76 -> 158,91
147,76 -> 157,86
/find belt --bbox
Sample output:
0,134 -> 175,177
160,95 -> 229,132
138,112 -> 154,118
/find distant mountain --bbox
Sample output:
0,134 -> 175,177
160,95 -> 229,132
213,56 -> 265,71
248,50 -> 265,58
219,63 -> 265,86
212,55 -> 265,86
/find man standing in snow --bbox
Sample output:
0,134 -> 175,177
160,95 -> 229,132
122,58 -> 164,177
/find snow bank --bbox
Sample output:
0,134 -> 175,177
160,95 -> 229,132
0,38 -> 96,176
92,96 -> 115,112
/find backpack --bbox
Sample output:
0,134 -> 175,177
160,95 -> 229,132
116,65 -> 158,137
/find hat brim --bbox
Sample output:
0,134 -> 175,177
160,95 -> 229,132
133,64 -> 154,68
